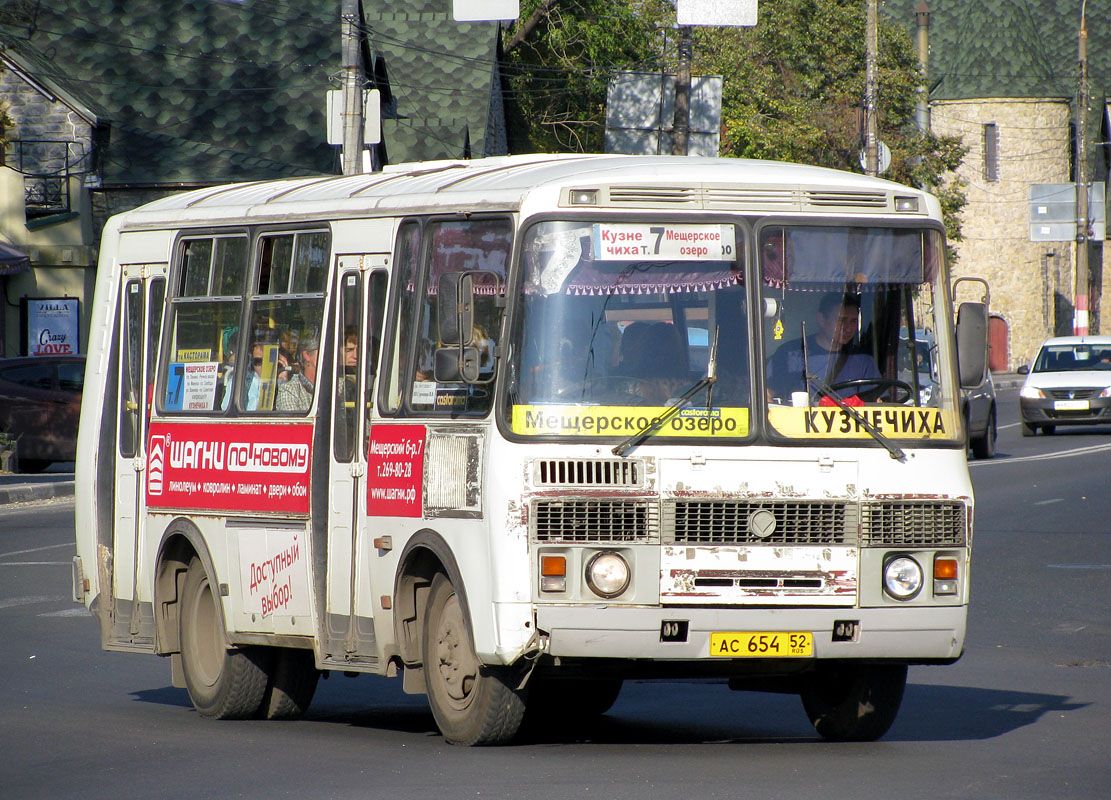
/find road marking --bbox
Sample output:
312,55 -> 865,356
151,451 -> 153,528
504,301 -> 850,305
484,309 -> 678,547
40,607 -> 91,617
969,441 -> 1111,467
0,561 -> 71,566
1048,564 -> 1111,570
1033,498 -> 1064,506
0,542 -> 73,558
0,595 -> 67,609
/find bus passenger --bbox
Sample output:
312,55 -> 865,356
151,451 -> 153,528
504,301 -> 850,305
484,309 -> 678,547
766,292 -> 880,403
275,335 -> 319,411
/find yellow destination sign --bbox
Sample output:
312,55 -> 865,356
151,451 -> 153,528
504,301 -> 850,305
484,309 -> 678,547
768,406 -> 959,440
511,404 -> 749,437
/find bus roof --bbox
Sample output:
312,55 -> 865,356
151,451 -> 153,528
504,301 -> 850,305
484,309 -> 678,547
112,154 -> 939,230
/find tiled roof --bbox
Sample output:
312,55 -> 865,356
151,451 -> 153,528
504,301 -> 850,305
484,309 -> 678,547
882,1 -> 1110,101
0,1 -> 503,185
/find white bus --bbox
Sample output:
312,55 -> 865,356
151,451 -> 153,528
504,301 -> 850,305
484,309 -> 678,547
74,154 -> 986,745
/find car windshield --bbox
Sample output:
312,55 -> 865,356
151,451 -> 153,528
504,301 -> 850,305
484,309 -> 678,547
1034,344 -> 1111,372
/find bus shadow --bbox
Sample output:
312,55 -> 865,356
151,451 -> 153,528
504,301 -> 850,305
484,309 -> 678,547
132,678 -> 1085,745
193,677 -> 1094,745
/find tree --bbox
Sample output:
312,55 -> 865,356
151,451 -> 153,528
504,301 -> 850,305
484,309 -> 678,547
504,0 -> 967,244
502,0 -> 659,153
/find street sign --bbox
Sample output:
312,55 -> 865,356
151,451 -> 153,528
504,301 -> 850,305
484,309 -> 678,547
453,1 -> 518,21
677,0 -> 758,27
326,89 -> 381,146
858,141 -> 891,174
1029,183 -> 1106,242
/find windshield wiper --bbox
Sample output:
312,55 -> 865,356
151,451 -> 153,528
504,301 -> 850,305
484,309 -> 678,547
613,327 -> 719,457
805,374 -> 906,462
799,321 -> 904,461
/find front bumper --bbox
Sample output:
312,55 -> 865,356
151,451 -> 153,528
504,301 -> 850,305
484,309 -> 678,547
1020,394 -> 1111,426
535,604 -> 966,662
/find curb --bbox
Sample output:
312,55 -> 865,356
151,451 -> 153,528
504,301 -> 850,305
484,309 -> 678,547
0,481 -> 75,506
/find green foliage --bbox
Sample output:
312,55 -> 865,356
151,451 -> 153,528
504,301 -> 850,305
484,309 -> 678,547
504,0 -> 967,241
503,0 -> 658,152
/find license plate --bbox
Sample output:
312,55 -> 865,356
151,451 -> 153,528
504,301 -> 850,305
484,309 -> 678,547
710,631 -> 813,658
1054,399 -> 1090,410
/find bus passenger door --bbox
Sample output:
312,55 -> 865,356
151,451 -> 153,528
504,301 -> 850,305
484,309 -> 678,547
324,256 -> 388,666
112,265 -> 166,641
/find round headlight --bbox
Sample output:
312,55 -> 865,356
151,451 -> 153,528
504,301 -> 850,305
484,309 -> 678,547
585,551 -> 630,598
883,556 -> 923,600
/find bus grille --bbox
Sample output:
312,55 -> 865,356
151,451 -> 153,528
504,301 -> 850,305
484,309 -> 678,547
861,501 -> 967,547
534,458 -> 641,487
532,499 -> 657,543
664,500 -> 852,545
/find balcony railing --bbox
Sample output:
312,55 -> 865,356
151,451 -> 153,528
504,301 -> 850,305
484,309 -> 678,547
3,139 -> 85,217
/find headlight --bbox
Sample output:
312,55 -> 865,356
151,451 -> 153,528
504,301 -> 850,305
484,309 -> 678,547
585,551 -> 630,598
883,556 -> 923,600
1019,385 -> 1045,399
1100,386 -> 1111,398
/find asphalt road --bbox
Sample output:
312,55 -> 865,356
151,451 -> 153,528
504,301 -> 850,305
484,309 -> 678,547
1,385 -> 1108,799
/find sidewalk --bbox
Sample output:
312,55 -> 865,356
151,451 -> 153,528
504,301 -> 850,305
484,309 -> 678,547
0,466 -> 75,506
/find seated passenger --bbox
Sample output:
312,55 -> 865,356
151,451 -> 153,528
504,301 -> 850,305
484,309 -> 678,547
275,336 -> 319,412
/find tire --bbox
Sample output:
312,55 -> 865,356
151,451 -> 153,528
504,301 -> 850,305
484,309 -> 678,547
800,663 -> 907,742
525,677 -> 623,727
423,573 -> 526,745
260,648 -> 320,720
970,407 -> 997,459
18,458 -> 52,473
179,557 -> 270,719
1043,425 -> 1055,435
1020,421 -> 1036,437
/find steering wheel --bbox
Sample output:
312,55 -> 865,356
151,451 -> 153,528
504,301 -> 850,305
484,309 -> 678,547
829,378 -> 914,404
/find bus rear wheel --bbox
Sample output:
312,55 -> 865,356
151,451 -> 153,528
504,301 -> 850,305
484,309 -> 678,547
179,557 -> 270,719
260,648 -> 320,720
799,662 -> 907,741
422,574 -> 526,745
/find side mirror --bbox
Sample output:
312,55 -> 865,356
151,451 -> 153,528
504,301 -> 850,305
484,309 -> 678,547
437,272 -> 474,346
434,345 -> 482,383
1017,364 -> 1030,375
956,301 -> 988,388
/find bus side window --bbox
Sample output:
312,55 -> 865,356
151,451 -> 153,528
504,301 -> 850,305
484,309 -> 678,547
161,236 -> 247,414
249,231 -> 329,415
409,218 -> 510,415
382,222 -> 421,415
333,271 -> 361,463
364,270 -> 387,443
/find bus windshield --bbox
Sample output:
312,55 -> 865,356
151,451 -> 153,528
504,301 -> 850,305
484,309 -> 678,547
507,219 -> 751,440
760,224 -> 960,443
505,219 -> 960,446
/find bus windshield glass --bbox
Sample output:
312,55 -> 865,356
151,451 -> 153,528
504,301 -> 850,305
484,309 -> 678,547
760,224 -> 960,443
507,220 -> 751,440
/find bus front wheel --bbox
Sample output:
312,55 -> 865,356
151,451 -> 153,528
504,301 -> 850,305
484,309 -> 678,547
799,662 -> 907,741
179,557 -> 270,719
422,573 -> 526,745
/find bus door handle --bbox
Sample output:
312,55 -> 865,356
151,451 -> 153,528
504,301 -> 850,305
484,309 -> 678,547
132,455 -> 146,472
350,463 -> 365,479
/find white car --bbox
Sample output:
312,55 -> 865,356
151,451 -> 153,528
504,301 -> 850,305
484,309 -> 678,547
1018,335 -> 1111,436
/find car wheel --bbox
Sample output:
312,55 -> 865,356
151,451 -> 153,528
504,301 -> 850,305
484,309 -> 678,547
1042,425 -> 1055,435
970,407 -> 997,459
1020,421 -> 1036,437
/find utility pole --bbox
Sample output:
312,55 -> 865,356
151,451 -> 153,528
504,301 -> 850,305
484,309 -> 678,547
863,0 -> 879,176
671,25 -> 693,156
914,2 -> 930,134
341,0 -> 365,176
1075,2 -> 1090,335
